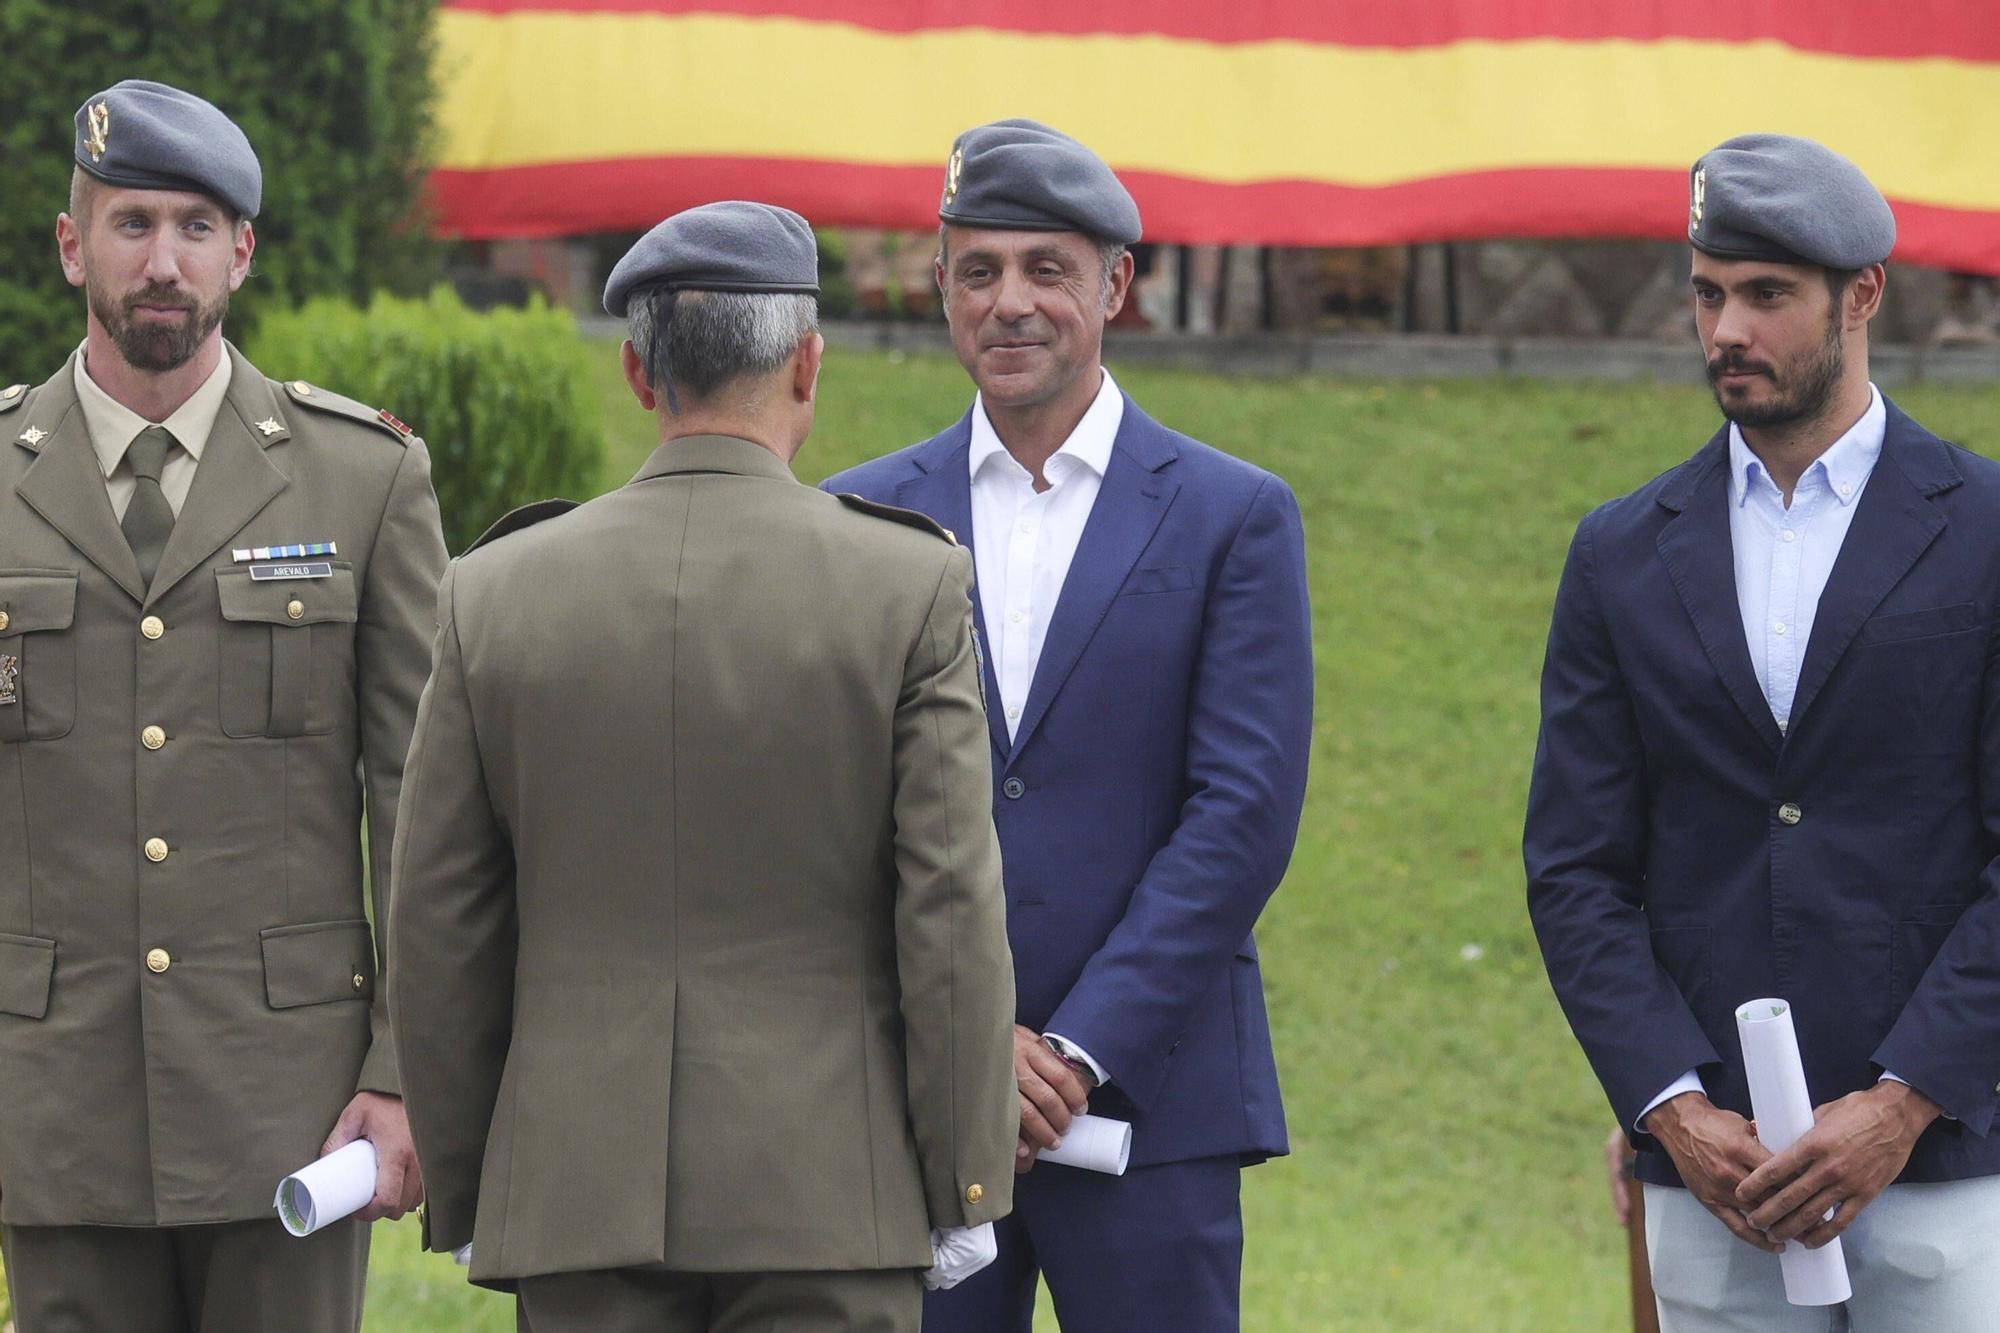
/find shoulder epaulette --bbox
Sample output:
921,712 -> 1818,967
834,493 -> 957,545
281,379 -> 416,443
466,498 -> 581,554
0,385 -> 27,415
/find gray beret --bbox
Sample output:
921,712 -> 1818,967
603,200 -> 819,318
938,119 -> 1141,246
1688,133 -> 1894,270
73,80 -> 262,219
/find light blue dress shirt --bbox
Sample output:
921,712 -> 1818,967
1727,385 -> 1886,729
1639,387 -> 1912,1128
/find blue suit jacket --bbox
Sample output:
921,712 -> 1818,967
1526,399 -> 2000,1188
822,395 -> 1312,1166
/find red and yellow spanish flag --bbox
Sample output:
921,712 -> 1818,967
432,2 -> 2000,274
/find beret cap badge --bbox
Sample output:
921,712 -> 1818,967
85,101 -> 110,163
1691,167 -> 1706,229
944,147 -> 964,205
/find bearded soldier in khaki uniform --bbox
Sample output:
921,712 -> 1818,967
0,81 -> 446,1330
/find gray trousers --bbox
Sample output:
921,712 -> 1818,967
1,1216 -> 367,1333
515,1266 -> 922,1333
1645,1176 -> 2000,1332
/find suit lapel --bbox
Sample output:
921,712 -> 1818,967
892,417 -> 1008,757
146,354 -> 288,607
1007,401 -> 1180,763
14,355 -> 148,604
1654,432 -> 1784,752
1788,405 -> 1954,731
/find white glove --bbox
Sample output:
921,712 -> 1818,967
923,1222 -> 998,1291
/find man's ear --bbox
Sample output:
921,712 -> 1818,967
793,332 -> 825,405
1101,249 -> 1136,323
227,219 -> 256,292
56,213 -> 86,290
620,340 -> 658,412
1846,264 -> 1887,329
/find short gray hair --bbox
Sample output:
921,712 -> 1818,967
935,227 -> 1128,301
628,288 -> 819,410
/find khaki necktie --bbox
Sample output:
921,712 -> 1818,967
122,425 -> 177,589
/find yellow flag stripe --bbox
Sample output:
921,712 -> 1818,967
437,11 -> 2000,212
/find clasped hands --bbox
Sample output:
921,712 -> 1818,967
1014,1024 -> 1096,1174
1643,1082 -> 1940,1252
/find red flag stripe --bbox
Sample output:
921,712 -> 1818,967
440,1 -> 2000,62
427,156 -> 2000,276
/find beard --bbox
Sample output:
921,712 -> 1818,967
1705,311 -> 1846,430
88,279 -> 229,373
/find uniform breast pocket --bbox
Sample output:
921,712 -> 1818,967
0,570 -> 80,743
215,565 -> 358,739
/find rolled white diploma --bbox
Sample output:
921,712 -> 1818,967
274,1140 -> 379,1237
1038,1114 -> 1132,1175
1734,999 -> 1852,1306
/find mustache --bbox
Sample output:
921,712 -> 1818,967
1706,351 -> 1775,381
122,284 -> 195,313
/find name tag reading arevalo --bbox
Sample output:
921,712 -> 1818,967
232,541 -> 337,563
249,562 -> 334,582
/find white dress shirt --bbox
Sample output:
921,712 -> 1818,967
75,343 -> 232,521
1640,387 -> 1914,1127
968,369 -> 1123,1090
969,369 -> 1123,741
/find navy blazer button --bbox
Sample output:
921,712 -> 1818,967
1002,777 -> 1026,800
1777,802 -> 1803,826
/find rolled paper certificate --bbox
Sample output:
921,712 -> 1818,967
1735,999 -> 1853,1306
274,1140 -> 379,1237
1038,1114 -> 1132,1175
454,1244 -> 474,1266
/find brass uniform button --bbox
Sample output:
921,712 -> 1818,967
352,972 -> 367,991
141,615 -> 165,640
287,599 -> 305,621
964,1183 -> 984,1204
141,725 -> 167,750
0,611 -> 10,631
0,385 -> 21,400
144,837 -> 169,863
291,380 -> 314,396
145,948 -> 171,974
1777,802 -> 1803,826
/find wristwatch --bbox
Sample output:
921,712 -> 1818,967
1042,1034 -> 1095,1082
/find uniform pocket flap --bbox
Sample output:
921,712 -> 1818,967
216,565 -> 358,627
0,571 -> 78,634
261,919 -> 375,1008
0,933 -> 56,1019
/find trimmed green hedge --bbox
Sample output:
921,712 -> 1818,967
250,289 -> 604,554
0,0 -> 438,380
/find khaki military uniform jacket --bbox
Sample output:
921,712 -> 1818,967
390,435 -> 1016,1284
0,344 -> 447,1225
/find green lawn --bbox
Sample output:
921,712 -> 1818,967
9,348 -> 1997,1331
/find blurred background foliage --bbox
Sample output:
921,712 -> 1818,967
251,289 -> 603,554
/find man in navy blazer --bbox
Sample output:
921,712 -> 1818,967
1527,135 -> 2000,1329
822,121 -> 1312,1331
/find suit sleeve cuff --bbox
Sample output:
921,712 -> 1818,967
1636,1070 -> 1704,1130
1878,1069 -> 1957,1121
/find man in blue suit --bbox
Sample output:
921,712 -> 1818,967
821,120 -> 1313,1332
1527,135 -> 2000,1330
